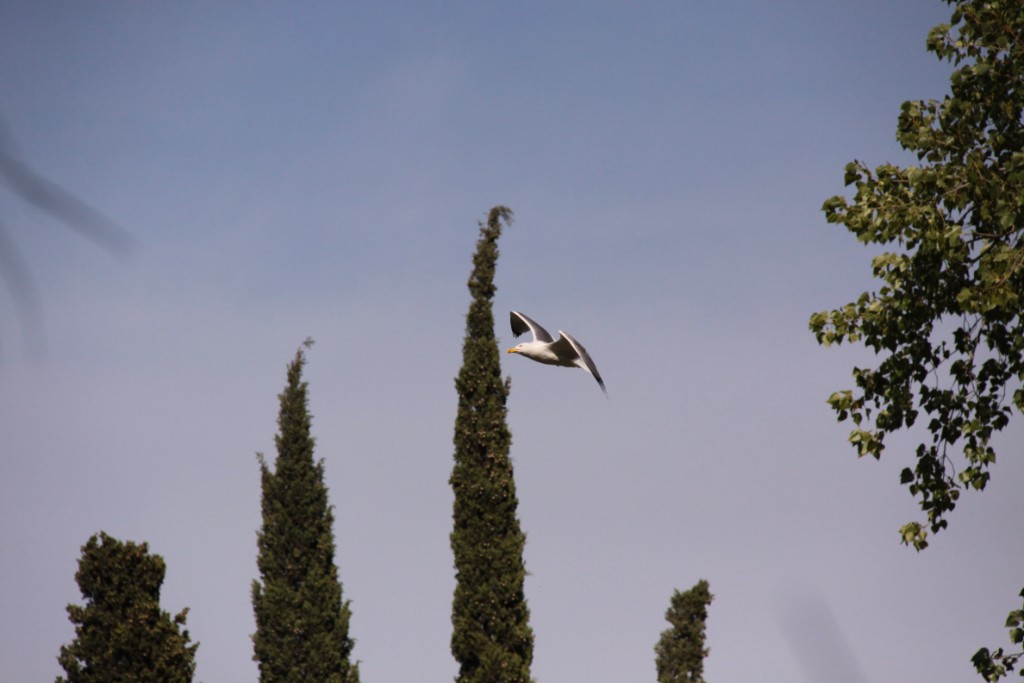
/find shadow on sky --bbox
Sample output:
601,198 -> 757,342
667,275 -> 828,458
775,585 -> 869,683
0,117 -> 134,357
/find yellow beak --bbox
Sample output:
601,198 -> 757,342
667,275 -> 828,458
506,347 -> 518,354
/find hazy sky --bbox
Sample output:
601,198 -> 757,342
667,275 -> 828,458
2,2 -> 1022,682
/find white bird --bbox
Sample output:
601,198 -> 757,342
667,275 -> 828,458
506,310 -> 606,394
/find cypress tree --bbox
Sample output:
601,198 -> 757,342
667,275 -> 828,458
56,532 -> 198,683
450,206 -> 534,683
654,580 -> 713,683
252,339 -> 359,683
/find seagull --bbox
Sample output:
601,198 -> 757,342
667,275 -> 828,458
506,310 -> 606,394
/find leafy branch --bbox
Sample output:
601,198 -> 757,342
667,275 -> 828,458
811,3 -> 1024,677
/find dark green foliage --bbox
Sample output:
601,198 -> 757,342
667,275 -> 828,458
654,580 -> 713,683
56,532 -> 198,683
252,339 -> 358,683
810,0 -> 1024,551
450,206 -> 534,683
972,587 -> 1024,681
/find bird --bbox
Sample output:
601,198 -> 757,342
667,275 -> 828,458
506,310 -> 606,394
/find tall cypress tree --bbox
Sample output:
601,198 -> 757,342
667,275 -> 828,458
252,339 -> 359,683
654,580 -> 713,683
450,206 -> 534,683
56,532 -> 198,683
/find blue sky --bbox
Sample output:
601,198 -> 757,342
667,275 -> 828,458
2,2 -> 1022,682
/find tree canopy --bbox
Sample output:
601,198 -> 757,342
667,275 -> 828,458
654,580 -> 713,683
810,1 -> 1024,677
56,532 -> 198,683
810,0 -> 1023,548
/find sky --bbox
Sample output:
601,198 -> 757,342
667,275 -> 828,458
1,2 -> 1022,682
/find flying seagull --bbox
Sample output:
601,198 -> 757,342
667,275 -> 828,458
507,310 -> 606,394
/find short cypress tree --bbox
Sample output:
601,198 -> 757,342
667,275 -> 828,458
56,532 -> 198,683
654,580 -> 713,683
449,206 -> 534,683
252,339 -> 359,683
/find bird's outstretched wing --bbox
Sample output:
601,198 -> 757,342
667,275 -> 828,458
510,311 -> 554,343
554,331 -> 606,394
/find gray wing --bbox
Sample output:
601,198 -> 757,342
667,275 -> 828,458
556,330 -> 606,394
510,311 -> 554,343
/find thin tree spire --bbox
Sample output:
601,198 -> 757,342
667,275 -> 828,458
252,340 -> 359,683
450,206 -> 534,683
